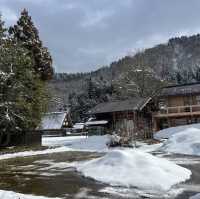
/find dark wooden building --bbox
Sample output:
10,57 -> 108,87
87,97 -> 153,139
153,82 -> 200,131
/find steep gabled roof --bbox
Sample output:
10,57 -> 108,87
39,111 -> 68,130
159,82 -> 200,97
87,97 -> 150,115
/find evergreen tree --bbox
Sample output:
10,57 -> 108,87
0,15 -> 6,40
0,16 -> 48,146
176,72 -> 182,84
88,77 -> 96,99
9,9 -> 53,80
195,67 -> 200,82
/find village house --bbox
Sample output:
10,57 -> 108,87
153,82 -> 200,131
87,97 -> 154,139
38,111 -> 72,136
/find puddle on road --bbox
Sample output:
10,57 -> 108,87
0,151 -> 200,199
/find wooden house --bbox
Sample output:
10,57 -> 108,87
153,82 -> 200,131
87,97 -> 153,139
38,111 -> 72,136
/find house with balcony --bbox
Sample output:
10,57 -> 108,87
153,82 -> 200,131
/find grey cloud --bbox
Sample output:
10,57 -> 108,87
0,0 -> 200,72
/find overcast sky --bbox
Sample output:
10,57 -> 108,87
0,0 -> 200,73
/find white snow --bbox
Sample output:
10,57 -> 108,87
136,142 -> 163,152
161,127 -> 200,156
0,146 -> 73,161
75,149 -> 191,191
85,120 -> 108,126
73,123 -> 85,129
42,135 -> 110,152
190,193 -> 200,199
99,186 -> 184,198
39,112 -> 67,130
42,136 -> 86,147
154,123 -> 200,140
0,135 -> 110,160
0,190 -> 61,199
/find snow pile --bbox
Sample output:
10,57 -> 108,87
154,123 -> 200,140
75,149 -> 191,191
0,190 -> 60,199
161,127 -> 200,156
43,135 -> 110,152
190,193 -> 200,199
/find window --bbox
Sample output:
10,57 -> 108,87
196,95 -> 200,104
183,96 -> 190,106
159,98 -> 166,109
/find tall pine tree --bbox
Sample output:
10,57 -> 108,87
9,9 -> 53,80
0,15 -> 49,146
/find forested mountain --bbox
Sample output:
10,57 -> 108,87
48,34 -> 200,122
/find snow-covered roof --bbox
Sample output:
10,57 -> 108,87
39,112 -> 67,130
73,123 -> 85,129
85,120 -> 108,126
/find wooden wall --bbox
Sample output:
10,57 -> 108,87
166,94 -> 200,107
9,131 -> 42,147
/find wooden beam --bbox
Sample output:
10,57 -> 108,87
154,111 -> 200,118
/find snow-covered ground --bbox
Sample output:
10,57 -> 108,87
42,136 -> 86,147
42,135 -> 110,152
0,146 -> 74,161
0,135 -> 109,161
136,141 -> 163,152
1,128 -> 200,198
0,190 -> 60,199
190,193 -> 200,199
74,149 -> 191,192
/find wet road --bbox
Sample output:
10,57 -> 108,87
0,151 -> 200,199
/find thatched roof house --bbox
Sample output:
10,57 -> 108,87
38,111 -> 72,135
